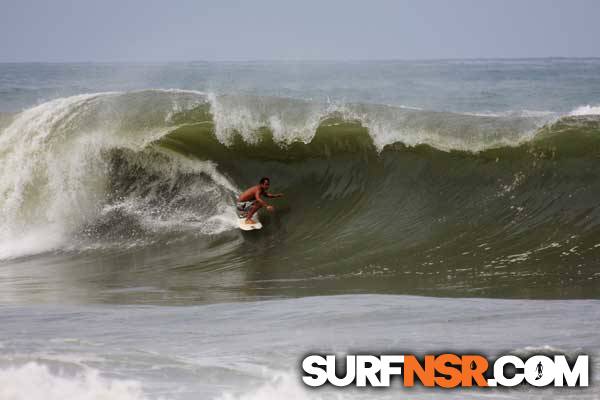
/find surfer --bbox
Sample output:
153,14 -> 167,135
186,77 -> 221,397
237,177 -> 284,224
535,361 -> 543,380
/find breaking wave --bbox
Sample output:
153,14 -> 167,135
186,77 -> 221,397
1,90 -> 599,299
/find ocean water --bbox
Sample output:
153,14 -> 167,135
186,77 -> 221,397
0,60 -> 599,399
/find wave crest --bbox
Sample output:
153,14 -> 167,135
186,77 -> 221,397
1,90 -> 599,262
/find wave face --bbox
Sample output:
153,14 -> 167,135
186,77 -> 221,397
1,90 -> 600,298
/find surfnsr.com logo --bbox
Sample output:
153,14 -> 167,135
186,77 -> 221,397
302,354 -> 589,388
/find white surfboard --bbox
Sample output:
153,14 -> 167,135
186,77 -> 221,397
237,214 -> 262,231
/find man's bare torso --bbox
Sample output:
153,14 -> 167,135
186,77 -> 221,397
238,185 -> 263,202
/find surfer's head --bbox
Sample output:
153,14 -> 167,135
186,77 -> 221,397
259,177 -> 270,190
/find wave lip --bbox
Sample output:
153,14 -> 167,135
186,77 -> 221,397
0,90 -> 238,260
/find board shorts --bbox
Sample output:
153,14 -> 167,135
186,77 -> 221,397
236,200 -> 256,217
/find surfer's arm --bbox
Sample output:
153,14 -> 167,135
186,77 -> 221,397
254,190 -> 269,207
265,192 -> 284,198
255,190 -> 275,211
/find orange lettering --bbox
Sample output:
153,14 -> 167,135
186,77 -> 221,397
403,355 -> 435,387
461,355 -> 489,387
434,354 -> 462,388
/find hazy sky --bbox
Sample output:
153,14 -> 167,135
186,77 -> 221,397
2,0 -> 599,62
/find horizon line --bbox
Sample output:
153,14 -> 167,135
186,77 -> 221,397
1,56 -> 600,64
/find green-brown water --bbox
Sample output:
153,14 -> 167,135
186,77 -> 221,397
1,91 -> 599,303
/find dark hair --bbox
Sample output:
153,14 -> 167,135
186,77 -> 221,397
259,177 -> 270,184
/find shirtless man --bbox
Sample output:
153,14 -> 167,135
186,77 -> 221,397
237,177 -> 284,224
